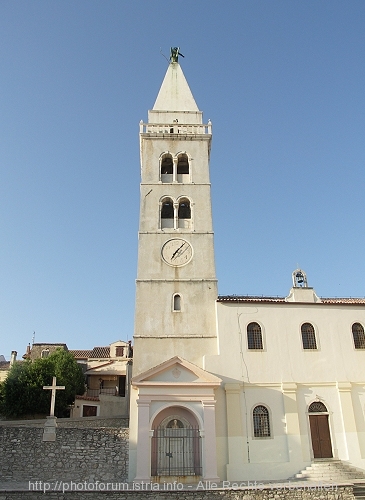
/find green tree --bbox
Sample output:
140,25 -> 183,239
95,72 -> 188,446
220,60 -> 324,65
0,349 -> 85,418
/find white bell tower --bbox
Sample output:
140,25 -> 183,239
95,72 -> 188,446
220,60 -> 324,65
133,55 -> 218,374
130,51 -> 220,484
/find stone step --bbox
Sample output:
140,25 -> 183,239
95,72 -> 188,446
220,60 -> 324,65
300,471 -> 364,479
300,471 -> 363,479
353,484 -> 365,499
290,461 -> 365,482
308,464 -> 359,470
303,466 -> 358,473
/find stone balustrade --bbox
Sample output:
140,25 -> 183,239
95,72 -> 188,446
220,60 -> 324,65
139,122 -> 212,135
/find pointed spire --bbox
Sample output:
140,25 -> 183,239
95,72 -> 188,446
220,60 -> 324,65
153,62 -> 199,112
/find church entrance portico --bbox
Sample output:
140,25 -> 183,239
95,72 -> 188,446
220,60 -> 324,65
131,356 -> 221,483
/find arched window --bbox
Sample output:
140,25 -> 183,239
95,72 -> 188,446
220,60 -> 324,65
301,323 -> 317,350
41,349 -> 49,358
161,199 -> 174,229
173,294 -> 181,312
161,154 -> 173,183
253,405 -> 271,437
247,322 -> 263,350
308,401 -> 328,413
177,154 -> 189,174
178,200 -> 191,219
352,323 -> 365,349
178,199 -> 191,229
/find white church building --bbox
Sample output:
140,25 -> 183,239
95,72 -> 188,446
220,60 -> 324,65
129,49 -> 365,483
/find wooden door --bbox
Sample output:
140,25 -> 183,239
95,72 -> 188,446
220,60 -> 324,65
309,414 -> 333,458
82,405 -> 97,417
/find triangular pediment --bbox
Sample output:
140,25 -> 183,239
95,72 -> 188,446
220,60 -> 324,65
132,356 -> 221,387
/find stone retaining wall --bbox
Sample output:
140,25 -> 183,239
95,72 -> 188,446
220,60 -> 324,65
0,419 -> 129,483
0,485 -> 355,500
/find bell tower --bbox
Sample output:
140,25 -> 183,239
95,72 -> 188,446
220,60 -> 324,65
133,52 -> 218,375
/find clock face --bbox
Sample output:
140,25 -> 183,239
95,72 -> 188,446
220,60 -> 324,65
161,239 -> 193,267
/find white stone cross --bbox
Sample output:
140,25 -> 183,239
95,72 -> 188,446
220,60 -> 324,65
43,376 -> 65,417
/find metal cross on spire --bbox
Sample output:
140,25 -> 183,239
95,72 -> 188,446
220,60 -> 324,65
43,376 -> 65,417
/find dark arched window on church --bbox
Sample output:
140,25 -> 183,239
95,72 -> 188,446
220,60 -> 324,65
301,323 -> 317,350
161,199 -> 174,229
173,294 -> 181,311
247,322 -> 263,350
161,154 -> 173,183
352,323 -> 365,349
178,199 -> 191,229
177,154 -> 189,174
253,405 -> 271,438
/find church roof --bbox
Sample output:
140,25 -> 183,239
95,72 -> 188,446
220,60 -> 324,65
217,295 -> 365,305
153,62 -> 199,112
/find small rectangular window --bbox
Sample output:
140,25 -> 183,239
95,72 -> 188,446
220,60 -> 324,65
115,346 -> 124,357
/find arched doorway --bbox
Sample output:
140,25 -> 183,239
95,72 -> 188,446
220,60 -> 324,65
151,409 -> 201,478
308,402 -> 333,458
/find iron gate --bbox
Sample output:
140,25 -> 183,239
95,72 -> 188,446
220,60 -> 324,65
151,425 -> 202,476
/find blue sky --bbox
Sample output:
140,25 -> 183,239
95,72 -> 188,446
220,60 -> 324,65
1,1 -> 365,359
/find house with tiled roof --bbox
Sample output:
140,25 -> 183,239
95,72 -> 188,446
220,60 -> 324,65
23,343 -> 69,360
69,340 -> 132,418
18,340 -> 132,418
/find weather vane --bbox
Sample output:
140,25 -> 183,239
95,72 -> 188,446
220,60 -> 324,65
170,47 -> 184,63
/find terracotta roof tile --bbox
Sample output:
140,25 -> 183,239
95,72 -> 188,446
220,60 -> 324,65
69,350 -> 93,359
90,347 -> 110,358
69,347 -> 111,360
75,395 -> 100,401
218,296 -> 286,303
217,295 -> 365,305
321,297 -> 365,304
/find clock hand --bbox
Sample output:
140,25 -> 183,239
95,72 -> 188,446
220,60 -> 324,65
171,242 -> 185,260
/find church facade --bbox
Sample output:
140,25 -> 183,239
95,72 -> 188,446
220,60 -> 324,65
129,55 -> 365,483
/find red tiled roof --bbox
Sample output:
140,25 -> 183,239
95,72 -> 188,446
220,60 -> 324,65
69,350 -> 93,359
70,347 -> 111,359
321,297 -> 365,304
217,295 -> 365,305
32,343 -> 68,347
75,395 -> 100,401
90,347 -> 110,358
218,296 -> 286,303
